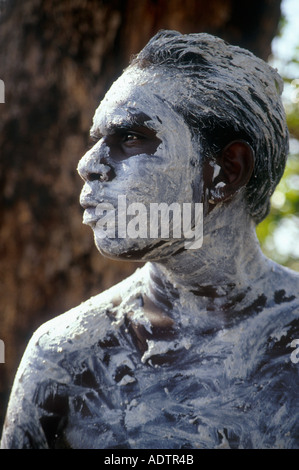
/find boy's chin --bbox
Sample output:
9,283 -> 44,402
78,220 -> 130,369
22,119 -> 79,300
94,236 -> 155,262
94,234 -> 187,262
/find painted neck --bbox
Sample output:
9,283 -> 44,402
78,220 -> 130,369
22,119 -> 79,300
148,194 -> 268,306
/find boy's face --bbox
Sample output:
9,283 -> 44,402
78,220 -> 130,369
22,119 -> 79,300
78,66 -> 204,260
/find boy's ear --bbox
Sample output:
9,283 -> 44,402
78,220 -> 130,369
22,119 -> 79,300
205,140 -> 254,206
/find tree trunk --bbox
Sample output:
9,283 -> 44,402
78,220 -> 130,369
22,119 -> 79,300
0,0 -> 282,429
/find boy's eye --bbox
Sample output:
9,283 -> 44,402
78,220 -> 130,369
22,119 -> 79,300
122,133 -> 140,143
123,134 -> 138,142
120,132 -> 146,148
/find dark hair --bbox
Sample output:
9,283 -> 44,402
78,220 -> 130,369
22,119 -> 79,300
130,30 -> 289,224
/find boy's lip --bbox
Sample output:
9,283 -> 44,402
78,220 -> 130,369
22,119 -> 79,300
82,207 -> 98,226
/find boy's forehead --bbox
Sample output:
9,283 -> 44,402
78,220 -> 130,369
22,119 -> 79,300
101,68 -> 156,109
92,70 -> 154,128
92,67 -> 183,134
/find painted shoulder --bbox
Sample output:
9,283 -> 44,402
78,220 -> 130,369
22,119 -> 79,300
31,266 -> 148,355
0,266 -> 148,448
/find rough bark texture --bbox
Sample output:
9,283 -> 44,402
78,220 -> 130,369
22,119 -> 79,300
0,0 -> 282,429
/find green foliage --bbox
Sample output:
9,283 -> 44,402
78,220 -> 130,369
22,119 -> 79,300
256,143 -> 299,271
256,98 -> 299,270
286,100 -> 299,139
257,99 -> 299,272
256,6 -> 299,271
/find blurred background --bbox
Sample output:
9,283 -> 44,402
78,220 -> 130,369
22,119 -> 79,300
0,0 -> 298,434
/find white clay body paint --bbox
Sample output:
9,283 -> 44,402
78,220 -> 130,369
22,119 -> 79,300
2,259 -> 299,449
1,32 -> 299,450
79,67 -> 203,259
212,163 -> 221,180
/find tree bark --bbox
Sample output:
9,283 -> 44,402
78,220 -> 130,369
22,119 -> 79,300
0,0 -> 282,429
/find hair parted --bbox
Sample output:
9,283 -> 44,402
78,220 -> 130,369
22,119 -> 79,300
130,30 -> 289,224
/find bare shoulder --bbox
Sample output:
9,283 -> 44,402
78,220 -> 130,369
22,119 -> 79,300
30,266 -> 147,356
265,261 -> 299,335
266,260 -> 299,306
0,266 -> 147,448
7,264 -> 148,404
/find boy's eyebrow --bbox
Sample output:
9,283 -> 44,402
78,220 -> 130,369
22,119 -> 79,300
90,111 -> 155,138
